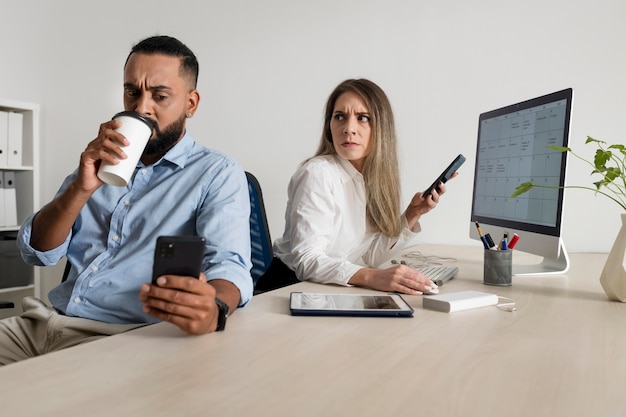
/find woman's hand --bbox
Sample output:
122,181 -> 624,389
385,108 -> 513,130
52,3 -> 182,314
405,171 -> 458,229
348,265 -> 437,295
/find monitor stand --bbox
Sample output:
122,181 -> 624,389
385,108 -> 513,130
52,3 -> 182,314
512,240 -> 570,276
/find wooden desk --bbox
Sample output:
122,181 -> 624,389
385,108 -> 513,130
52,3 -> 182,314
1,245 -> 625,417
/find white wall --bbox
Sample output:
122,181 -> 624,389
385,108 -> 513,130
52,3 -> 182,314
0,2 -> 45,104
2,0 -> 625,289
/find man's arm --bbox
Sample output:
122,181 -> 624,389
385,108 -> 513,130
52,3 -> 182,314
209,279 -> 241,316
30,182 -> 95,251
30,119 -> 126,251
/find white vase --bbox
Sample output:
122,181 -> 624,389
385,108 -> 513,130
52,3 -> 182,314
599,213 -> 626,302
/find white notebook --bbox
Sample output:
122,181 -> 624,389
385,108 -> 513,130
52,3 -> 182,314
422,290 -> 498,313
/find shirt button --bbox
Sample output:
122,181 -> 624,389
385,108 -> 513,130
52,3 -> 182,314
74,297 -> 81,303
124,199 -> 130,206
112,234 -> 119,241
91,265 -> 98,272
141,169 -> 148,175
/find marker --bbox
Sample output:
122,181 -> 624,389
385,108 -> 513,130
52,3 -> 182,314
508,233 -> 520,250
474,221 -> 490,250
485,233 -> 496,249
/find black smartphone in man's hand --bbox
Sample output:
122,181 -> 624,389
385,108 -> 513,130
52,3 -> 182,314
151,235 -> 206,284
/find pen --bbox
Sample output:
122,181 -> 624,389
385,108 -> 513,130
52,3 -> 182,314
508,233 -> 520,250
501,233 -> 508,251
474,221 -> 490,250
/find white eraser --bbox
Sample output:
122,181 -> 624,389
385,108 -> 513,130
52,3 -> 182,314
423,290 -> 498,313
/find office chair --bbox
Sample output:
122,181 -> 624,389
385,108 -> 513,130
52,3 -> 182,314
246,172 -> 273,287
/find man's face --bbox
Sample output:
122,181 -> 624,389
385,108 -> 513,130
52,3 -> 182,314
123,53 -> 198,158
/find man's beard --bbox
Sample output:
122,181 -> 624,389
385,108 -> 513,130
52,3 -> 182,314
142,113 -> 186,157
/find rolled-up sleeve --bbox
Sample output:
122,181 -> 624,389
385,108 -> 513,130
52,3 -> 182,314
197,161 -> 253,306
17,213 -> 71,267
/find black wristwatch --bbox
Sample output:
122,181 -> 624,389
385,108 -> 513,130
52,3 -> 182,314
214,297 -> 229,331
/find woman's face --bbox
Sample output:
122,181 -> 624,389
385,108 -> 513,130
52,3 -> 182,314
329,91 -> 372,172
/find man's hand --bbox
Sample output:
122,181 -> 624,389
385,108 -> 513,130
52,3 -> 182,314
139,273 -> 239,335
76,120 -> 127,193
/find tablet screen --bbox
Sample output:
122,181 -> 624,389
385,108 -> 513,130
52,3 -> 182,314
289,292 -> 414,317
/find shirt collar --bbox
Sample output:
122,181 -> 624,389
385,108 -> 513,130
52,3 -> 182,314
334,154 -> 363,183
149,131 -> 195,169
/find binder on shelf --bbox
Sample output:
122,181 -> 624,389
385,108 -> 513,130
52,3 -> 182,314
0,171 -> 5,227
3,171 -> 17,226
7,112 -> 23,167
0,111 -> 8,166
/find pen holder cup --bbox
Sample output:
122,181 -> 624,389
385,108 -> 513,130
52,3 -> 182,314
483,249 -> 512,286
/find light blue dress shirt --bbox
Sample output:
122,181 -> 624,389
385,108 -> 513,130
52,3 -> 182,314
17,132 -> 253,324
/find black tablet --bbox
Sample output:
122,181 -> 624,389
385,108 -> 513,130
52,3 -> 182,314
289,292 -> 414,317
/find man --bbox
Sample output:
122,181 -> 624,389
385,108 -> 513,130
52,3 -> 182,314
1,35 -> 252,365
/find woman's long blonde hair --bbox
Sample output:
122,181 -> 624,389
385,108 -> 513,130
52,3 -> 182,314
312,79 -> 402,237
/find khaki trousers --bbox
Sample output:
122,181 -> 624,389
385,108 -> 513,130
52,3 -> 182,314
0,296 -> 145,366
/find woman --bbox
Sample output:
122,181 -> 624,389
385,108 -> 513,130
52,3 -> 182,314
256,79 -> 454,294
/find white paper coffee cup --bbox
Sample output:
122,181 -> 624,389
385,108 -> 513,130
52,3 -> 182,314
97,111 -> 154,186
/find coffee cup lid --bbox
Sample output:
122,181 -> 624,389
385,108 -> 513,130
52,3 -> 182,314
112,111 -> 155,132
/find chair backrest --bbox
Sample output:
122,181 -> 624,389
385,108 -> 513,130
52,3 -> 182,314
246,172 -> 273,285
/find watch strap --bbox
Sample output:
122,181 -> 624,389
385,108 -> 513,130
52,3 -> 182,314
214,297 -> 229,331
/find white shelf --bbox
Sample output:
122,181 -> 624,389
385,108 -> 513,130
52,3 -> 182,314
0,98 -> 40,302
0,284 -> 34,294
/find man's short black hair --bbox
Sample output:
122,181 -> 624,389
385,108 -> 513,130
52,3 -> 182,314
125,35 -> 199,88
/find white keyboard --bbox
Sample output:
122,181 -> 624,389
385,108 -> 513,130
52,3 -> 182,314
414,265 -> 458,286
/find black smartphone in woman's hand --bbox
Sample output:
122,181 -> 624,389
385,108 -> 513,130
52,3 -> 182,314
422,154 -> 466,197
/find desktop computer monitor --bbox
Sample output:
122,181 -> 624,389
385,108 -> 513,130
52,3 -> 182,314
469,88 -> 573,275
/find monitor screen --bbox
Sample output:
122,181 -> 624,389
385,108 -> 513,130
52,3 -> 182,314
469,88 -> 573,275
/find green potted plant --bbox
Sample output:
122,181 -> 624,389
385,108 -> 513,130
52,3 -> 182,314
511,136 -> 626,302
